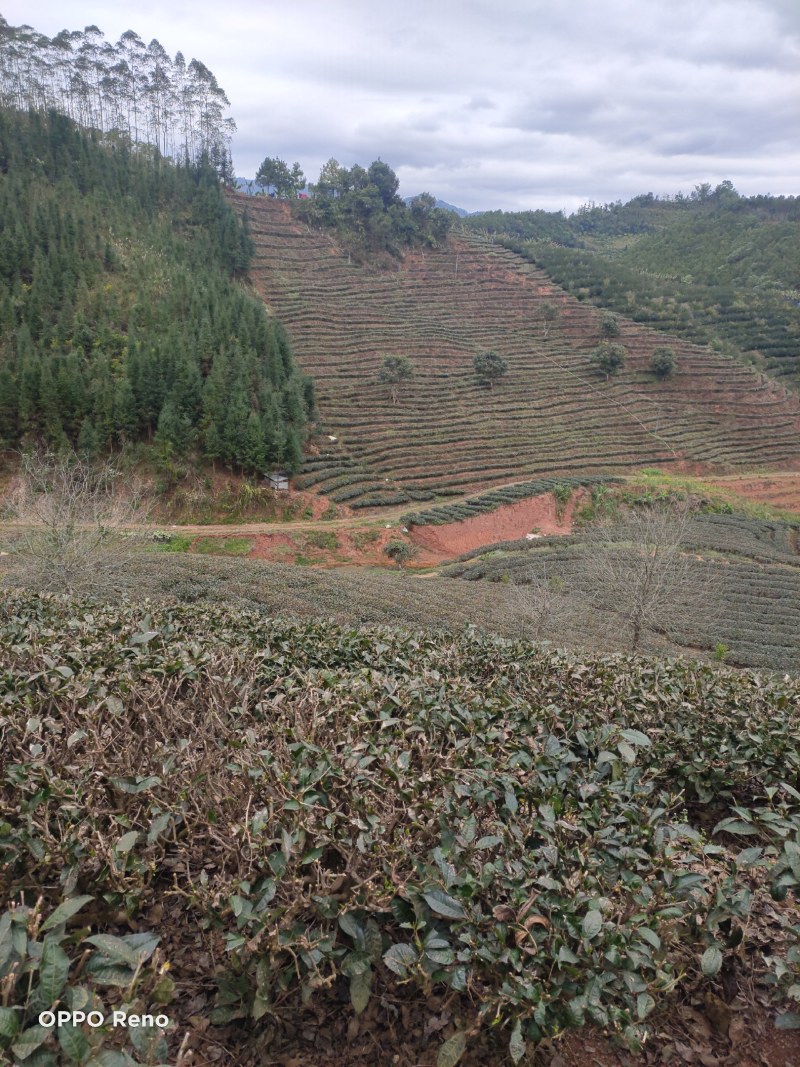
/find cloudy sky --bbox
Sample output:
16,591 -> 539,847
5,0 -> 799,213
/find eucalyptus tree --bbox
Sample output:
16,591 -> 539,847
0,16 -> 235,173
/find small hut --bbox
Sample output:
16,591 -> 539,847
266,471 -> 289,491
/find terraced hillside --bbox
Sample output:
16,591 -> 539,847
236,195 -> 800,506
444,512 -> 800,671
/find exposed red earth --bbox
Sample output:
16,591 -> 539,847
707,470 -> 800,515
182,490 -> 586,567
408,489 -> 586,558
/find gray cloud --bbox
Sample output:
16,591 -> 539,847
4,0 -> 798,213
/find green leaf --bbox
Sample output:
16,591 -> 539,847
252,992 -> 271,1021
85,1052 -> 137,1067
0,1007 -> 20,1039
701,945 -> 723,977
113,831 -> 139,855
618,741 -> 637,764
128,1023 -> 168,1062
735,846 -> 764,868
17,1050 -> 57,1067
38,939 -> 70,1003
637,993 -> 655,1020
122,932 -> 160,962
712,818 -> 758,836
129,631 -> 158,646
638,927 -> 661,951
11,1024 -> 50,1060
437,1030 -> 467,1067
83,961 -> 135,987
110,776 -> 161,794
338,913 -> 364,943
423,889 -> 466,920
364,919 -> 383,963
84,934 -> 139,967
475,836 -> 502,849
383,943 -> 417,977
620,728 -> 651,747
350,967 -> 372,1014
509,1019 -> 525,1064
341,951 -> 371,978
460,814 -> 477,844
58,1022 -> 90,1063
582,910 -> 602,939
147,812 -> 172,844
775,1013 -> 800,1030
41,896 -> 93,933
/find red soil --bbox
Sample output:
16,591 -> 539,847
246,525 -> 410,568
191,491 -> 583,568
409,490 -> 584,559
706,471 -> 800,515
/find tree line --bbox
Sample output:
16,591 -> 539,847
0,108 -> 313,475
253,153 -> 455,260
0,15 -> 234,178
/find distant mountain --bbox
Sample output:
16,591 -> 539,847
404,196 -> 470,217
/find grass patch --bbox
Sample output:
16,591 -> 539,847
352,528 -> 382,550
151,533 -> 192,553
306,530 -> 340,550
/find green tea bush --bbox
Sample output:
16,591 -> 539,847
2,592 -> 800,1061
0,896 -> 172,1065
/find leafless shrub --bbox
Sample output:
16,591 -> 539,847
509,563 -> 576,643
580,502 -> 718,652
0,449 -> 151,594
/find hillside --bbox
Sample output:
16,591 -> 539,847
467,189 -> 800,389
237,195 -> 800,508
0,108 -> 312,473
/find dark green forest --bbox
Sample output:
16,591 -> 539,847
466,184 -> 800,388
293,157 -> 455,260
0,108 -> 313,473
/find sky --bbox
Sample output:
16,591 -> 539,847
4,0 -> 799,213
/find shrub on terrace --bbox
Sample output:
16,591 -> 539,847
600,312 -> 621,338
473,350 -> 509,391
590,342 -> 627,379
651,347 -> 677,379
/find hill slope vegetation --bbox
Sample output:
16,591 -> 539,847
466,187 -> 800,389
238,196 -> 800,507
0,109 -> 312,473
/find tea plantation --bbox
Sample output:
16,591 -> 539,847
444,512 -> 800,672
238,197 -> 800,507
2,593 -> 800,1064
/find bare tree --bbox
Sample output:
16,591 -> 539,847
581,503 -> 714,652
510,563 -> 573,643
1,450 -> 150,595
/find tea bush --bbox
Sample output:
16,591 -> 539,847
2,592 -> 799,1062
